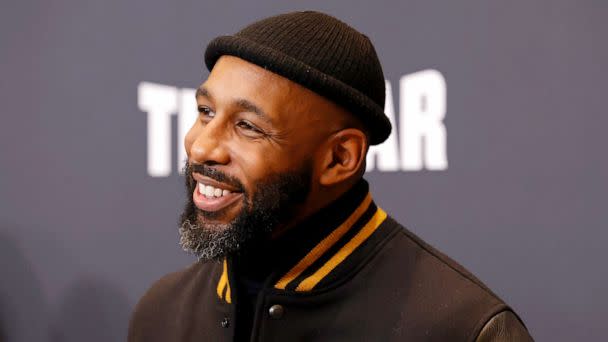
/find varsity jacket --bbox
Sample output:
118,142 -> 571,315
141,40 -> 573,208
128,180 -> 533,341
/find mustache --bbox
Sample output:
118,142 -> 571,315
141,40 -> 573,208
185,162 -> 244,192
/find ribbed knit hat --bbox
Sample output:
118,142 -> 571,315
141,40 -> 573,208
204,11 -> 391,145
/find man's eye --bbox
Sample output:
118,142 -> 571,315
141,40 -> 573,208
197,106 -> 215,117
237,121 -> 262,133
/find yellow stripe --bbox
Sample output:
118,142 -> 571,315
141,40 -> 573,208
225,281 -> 231,303
274,193 -> 373,290
216,259 -> 228,300
295,208 -> 387,292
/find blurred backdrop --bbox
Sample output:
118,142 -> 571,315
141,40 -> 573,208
1,0 -> 607,341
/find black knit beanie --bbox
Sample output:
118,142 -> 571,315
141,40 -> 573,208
204,11 -> 391,145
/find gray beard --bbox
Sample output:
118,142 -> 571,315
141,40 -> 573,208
178,162 -> 312,261
179,219 -> 245,261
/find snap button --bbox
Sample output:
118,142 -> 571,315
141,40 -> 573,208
221,317 -> 230,328
268,304 -> 285,319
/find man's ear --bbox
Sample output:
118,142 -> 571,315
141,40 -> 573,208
318,128 -> 368,186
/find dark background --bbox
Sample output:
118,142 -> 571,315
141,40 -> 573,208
1,0 -> 606,340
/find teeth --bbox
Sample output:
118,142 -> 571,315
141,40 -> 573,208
198,182 -> 232,198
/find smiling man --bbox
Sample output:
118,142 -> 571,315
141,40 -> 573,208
128,11 -> 533,342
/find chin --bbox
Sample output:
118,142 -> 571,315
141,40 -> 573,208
195,212 -> 235,230
195,200 -> 245,223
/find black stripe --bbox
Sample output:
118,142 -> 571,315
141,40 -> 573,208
265,183 -> 371,279
221,280 -> 228,300
313,216 -> 399,290
284,202 -> 378,291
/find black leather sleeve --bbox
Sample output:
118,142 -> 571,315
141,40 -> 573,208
475,310 -> 534,342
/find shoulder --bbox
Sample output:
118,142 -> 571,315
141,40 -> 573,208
134,261 -> 211,309
377,216 -> 523,338
127,261 -> 218,340
386,216 -> 498,295
382,216 -> 500,298
475,310 -> 533,341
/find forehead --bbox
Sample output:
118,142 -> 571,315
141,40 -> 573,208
201,56 -> 352,131
202,56 -> 302,117
208,56 -> 289,90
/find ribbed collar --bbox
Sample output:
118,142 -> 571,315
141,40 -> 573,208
234,179 -> 369,278
216,178 -> 388,303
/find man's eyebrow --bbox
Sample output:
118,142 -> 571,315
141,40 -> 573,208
234,98 -> 272,124
195,86 -> 272,124
195,86 -> 212,100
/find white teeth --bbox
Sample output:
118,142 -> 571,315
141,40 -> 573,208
198,182 -> 232,198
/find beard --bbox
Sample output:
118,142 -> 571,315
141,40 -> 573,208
178,161 -> 312,261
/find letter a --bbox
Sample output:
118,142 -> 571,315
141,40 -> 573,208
400,70 -> 447,171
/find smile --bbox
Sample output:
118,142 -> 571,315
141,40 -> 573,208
192,173 -> 244,212
198,182 -> 232,198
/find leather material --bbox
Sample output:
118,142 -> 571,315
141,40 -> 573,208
475,310 -> 534,342
129,180 -> 532,341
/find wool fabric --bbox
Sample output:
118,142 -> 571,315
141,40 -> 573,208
204,11 -> 392,145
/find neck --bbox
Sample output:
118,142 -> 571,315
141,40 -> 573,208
271,177 -> 364,239
233,178 -> 369,280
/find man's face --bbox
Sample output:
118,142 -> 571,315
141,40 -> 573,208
180,56 -> 334,260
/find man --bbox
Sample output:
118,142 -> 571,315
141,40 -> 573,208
128,11 -> 533,341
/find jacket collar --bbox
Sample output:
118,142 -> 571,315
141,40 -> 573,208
216,179 -> 388,302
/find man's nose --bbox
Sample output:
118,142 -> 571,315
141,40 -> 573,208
188,120 -> 230,166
